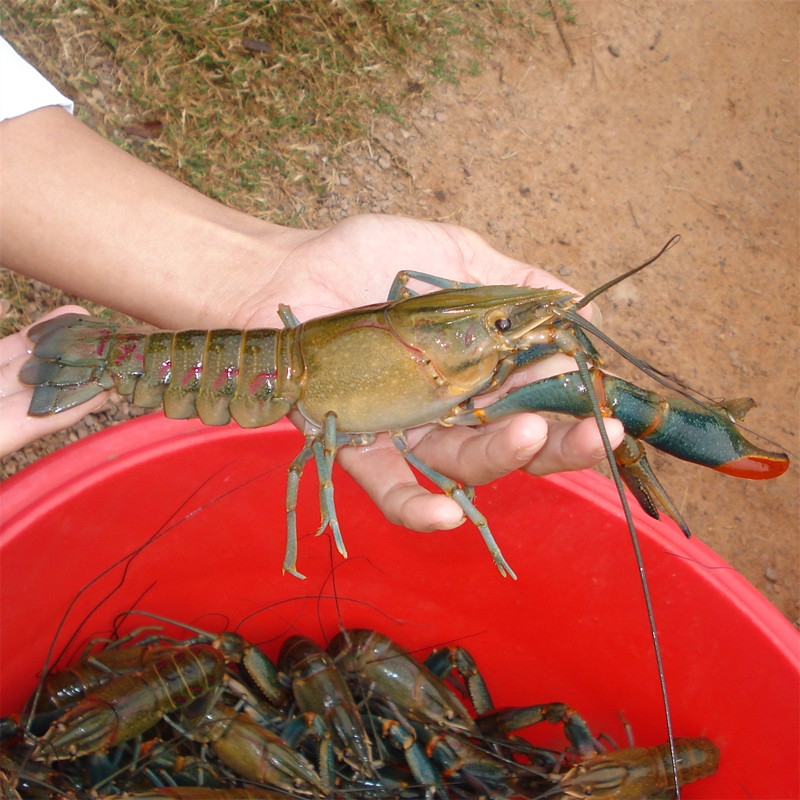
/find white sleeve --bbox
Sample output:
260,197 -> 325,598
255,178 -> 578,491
0,36 -> 74,122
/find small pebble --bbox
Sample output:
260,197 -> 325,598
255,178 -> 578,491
765,567 -> 778,583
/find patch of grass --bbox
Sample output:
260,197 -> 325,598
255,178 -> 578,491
538,0 -> 577,25
1,1 -> 531,216
0,1 -> 539,328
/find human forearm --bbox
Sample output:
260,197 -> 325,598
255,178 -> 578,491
1,105 -> 624,511
0,107 -> 310,328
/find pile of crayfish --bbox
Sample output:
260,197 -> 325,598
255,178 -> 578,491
1,622 -> 718,799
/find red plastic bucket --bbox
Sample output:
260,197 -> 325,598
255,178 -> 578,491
1,414 -> 798,797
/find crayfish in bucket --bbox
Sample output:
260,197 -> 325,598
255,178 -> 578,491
19,236 -> 789,797
20,235 -> 789,581
0,611 -> 722,799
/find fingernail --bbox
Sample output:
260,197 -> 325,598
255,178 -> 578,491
515,437 -> 546,462
592,444 -> 613,461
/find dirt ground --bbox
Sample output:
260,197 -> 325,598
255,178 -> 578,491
4,0 -> 799,624
318,0 -> 800,624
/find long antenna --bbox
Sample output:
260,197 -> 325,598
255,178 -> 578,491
575,234 -> 681,309
572,346 -> 681,796
573,238 -> 684,796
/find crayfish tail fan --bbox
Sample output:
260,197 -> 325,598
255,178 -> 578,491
20,313 -> 156,415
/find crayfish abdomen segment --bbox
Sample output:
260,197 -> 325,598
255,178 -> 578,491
20,315 -> 305,428
150,328 -> 303,428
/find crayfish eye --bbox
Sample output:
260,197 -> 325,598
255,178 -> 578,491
494,317 -> 512,332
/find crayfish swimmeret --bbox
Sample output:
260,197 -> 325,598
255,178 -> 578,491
20,238 -> 789,579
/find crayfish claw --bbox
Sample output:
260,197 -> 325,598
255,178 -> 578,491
615,435 -> 693,539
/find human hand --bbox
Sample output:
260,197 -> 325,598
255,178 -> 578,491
0,306 -> 110,460
1,108 -> 619,526
232,214 -> 625,534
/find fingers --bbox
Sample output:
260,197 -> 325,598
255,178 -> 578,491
336,439 -> 467,532
0,390 -> 107,459
437,223 -> 599,323
450,225 -> 580,293
0,305 -> 108,459
0,304 -> 91,363
404,414 -> 549,487
521,417 -> 625,476
336,415 -> 626,535
407,415 -> 625,483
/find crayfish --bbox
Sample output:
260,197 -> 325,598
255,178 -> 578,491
19,236 -> 789,580
1,623 -> 721,798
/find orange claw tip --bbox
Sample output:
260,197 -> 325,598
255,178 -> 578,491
713,453 -> 790,480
